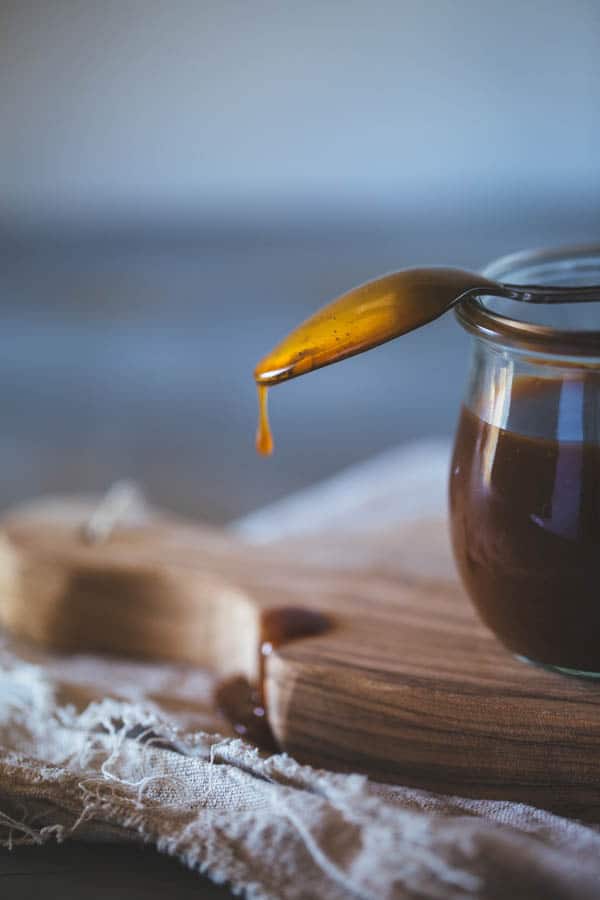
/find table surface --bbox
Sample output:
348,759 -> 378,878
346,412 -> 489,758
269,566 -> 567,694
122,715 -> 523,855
2,843 -> 233,899
1,212 -> 599,896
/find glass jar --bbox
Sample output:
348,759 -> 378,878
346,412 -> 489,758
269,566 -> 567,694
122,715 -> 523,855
449,245 -> 600,677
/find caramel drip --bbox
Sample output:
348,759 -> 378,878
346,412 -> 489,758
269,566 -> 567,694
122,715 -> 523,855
254,267 -> 496,454
214,675 -> 278,752
214,606 -> 330,752
255,384 -> 273,456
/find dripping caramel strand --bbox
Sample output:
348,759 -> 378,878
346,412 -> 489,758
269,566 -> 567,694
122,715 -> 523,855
255,384 -> 273,456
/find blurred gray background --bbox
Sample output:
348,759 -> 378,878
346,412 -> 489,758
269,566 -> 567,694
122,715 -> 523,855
1,0 -> 599,522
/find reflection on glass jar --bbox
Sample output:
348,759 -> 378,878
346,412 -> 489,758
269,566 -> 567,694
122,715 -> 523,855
449,245 -> 600,676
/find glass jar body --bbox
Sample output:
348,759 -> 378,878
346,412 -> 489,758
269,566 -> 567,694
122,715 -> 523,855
449,338 -> 600,675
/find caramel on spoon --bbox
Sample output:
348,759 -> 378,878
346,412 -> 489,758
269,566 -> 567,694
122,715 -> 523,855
254,265 -> 600,455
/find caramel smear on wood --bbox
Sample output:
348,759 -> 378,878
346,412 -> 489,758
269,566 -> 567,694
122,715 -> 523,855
214,606 -> 330,750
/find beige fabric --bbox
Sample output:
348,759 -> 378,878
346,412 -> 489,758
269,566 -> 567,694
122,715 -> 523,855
1,441 -> 600,899
2,640 -> 600,900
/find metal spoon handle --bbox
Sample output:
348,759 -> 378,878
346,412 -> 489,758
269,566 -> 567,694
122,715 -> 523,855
499,283 -> 600,304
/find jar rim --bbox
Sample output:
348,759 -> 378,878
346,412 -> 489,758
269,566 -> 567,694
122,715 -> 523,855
457,243 -> 600,358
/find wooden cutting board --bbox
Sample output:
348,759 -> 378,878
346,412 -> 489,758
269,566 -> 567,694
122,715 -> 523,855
2,498 -> 600,821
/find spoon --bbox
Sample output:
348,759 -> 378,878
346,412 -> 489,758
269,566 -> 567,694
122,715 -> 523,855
255,267 -> 600,387
254,266 -> 600,454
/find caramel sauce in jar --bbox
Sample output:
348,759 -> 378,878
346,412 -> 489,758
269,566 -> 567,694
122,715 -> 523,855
450,377 -> 600,671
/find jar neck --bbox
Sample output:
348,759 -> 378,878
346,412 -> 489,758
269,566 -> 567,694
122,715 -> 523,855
457,243 -> 600,359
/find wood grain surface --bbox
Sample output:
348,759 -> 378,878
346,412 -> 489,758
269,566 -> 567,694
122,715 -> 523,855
2,500 -> 600,821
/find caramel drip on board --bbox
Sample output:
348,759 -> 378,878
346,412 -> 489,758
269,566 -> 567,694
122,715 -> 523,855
214,606 -> 330,751
214,675 -> 278,751
254,267 -> 497,453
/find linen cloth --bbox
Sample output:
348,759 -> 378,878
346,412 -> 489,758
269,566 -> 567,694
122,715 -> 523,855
1,439 -> 599,900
